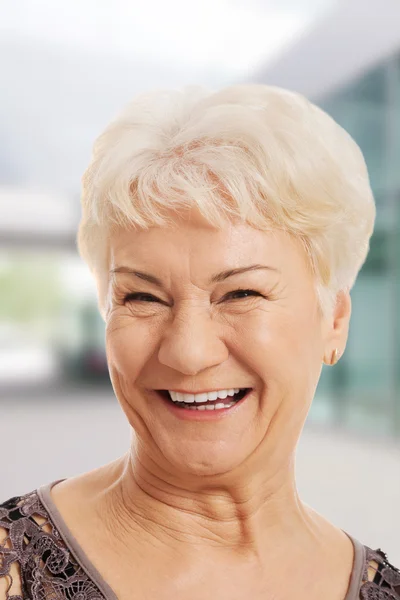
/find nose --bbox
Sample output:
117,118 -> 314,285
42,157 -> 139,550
157,306 -> 229,375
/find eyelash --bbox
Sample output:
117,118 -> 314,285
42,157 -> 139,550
123,288 -> 265,304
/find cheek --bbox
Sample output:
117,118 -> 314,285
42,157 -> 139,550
105,316 -> 157,379
234,308 -> 322,387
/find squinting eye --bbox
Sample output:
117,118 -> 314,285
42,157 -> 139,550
122,289 -> 265,305
123,292 -> 160,303
224,289 -> 264,301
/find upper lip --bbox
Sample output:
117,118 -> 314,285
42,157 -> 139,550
156,387 -> 252,394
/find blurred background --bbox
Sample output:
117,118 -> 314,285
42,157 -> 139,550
1,0 -> 399,562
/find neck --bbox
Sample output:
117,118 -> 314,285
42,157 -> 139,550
99,444 -> 322,559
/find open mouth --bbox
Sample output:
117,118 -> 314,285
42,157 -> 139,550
157,388 -> 252,411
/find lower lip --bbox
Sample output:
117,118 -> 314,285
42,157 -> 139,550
154,390 -> 253,421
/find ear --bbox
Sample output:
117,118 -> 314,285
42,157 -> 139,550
323,289 -> 352,365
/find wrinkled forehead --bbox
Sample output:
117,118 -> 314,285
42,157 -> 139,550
108,213 -> 310,284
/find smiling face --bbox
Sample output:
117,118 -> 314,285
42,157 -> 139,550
103,208 -> 350,477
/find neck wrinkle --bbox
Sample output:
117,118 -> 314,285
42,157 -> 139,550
102,449 -> 313,556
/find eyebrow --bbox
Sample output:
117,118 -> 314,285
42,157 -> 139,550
110,264 -> 279,288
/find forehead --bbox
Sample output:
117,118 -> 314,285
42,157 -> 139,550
108,210 -> 308,278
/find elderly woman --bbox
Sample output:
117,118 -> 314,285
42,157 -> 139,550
1,84 -> 399,600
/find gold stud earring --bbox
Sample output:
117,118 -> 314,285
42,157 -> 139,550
330,348 -> 339,366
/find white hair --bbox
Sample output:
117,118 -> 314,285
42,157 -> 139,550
77,84 -> 376,316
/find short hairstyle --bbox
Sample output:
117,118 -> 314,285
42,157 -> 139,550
77,84 -> 376,316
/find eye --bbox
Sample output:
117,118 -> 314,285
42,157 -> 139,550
122,289 -> 265,305
223,288 -> 265,301
123,292 -> 161,303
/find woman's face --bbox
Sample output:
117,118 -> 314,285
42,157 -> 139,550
104,209 -> 349,476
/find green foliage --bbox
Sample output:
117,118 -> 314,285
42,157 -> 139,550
0,255 -> 63,323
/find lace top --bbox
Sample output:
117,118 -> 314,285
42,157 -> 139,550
0,480 -> 399,600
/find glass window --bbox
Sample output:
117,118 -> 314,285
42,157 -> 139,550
313,58 -> 400,438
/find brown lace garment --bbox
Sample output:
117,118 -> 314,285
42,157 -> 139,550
1,488 -> 399,600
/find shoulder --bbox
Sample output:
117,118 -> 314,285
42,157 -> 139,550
359,545 -> 400,599
0,488 -> 106,600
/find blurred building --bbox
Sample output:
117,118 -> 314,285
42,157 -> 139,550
252,0 -> 400,437
1,0 -> 400,438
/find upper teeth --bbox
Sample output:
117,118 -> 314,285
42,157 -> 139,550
169,388 -> 241,403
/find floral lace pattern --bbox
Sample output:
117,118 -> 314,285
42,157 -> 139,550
0,488 -> 399,599
361,547 -> 400,599
0,491 -> 105,600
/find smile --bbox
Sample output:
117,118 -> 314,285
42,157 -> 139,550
157,388 -> 251,411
